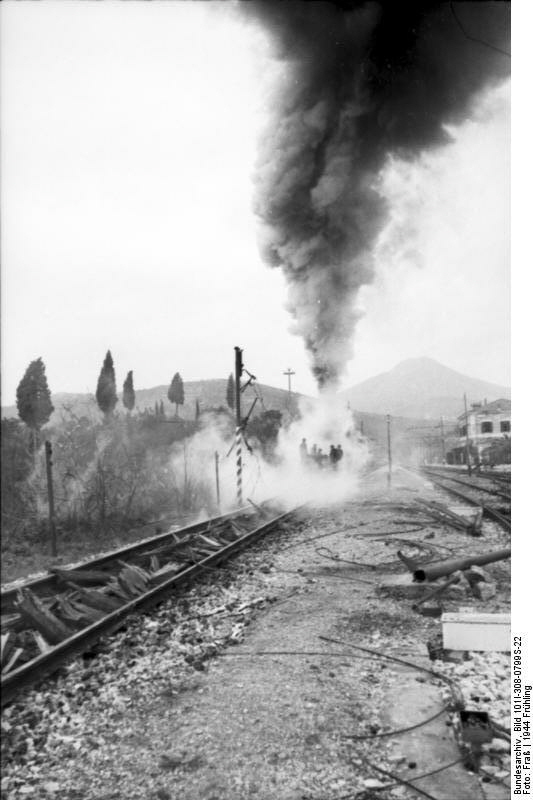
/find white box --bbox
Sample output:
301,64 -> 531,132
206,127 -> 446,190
442,612 -> 511,652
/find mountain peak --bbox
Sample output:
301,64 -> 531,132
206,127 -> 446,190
342,358 -> 510,419
390,357 -> 440,374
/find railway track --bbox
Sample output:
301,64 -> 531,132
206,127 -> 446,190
417,468 -> 511,532
1,499 -> 302,705
426,465 -> 511,484
422,467 -> 511,502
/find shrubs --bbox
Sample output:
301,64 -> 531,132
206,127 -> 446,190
0,408 -> 226,551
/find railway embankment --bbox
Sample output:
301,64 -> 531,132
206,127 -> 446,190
1,467 -> 511,800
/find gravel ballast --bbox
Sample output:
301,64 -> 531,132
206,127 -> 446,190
1,468 -> 511,800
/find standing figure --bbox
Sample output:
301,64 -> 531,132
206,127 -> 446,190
299,438 -> 308,464
336,444 -> 344,464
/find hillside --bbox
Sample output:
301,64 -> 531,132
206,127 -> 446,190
1,380 -> 307,424
341,358 -> 510,420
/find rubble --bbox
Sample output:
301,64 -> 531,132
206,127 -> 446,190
0,472 -> 510,800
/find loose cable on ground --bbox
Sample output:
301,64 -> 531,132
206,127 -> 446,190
356,756 -> 438,800
315,546 -> 381,570
275,567 -> 375,585
317,635 -> 461,701
339,757 -> 464,799
217,650 -> 377,661
278,524 -> 427,552
343,706 -> 447,741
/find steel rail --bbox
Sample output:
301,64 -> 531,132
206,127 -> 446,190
422,468 -> 511,502
1,503 -> 267,609
1,505 -> 303,706
425,465 -> 511,483
418,471 -> 510,532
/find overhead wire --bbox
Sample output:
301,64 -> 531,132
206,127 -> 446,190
449,2 -> 511,59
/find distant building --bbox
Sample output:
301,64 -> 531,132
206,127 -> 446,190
447,398 -> 511,465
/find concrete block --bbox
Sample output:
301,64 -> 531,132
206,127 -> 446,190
442,612 -> 510,652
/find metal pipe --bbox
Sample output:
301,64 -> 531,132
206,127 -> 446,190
399,547 -> 511,582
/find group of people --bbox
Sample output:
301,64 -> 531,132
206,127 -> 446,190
299,438 -> 344,470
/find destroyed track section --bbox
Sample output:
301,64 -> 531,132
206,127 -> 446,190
1,501 -> 297,705
418,468 -> 511,532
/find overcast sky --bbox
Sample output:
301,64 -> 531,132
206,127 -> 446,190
1,1 -> 510,404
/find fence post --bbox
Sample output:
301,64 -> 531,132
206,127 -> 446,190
44,441 -> 57,557
386,414 -> 392,490
215,451 -> 221,509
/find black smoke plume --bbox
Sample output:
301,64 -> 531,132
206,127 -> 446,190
244,1 -> 510,389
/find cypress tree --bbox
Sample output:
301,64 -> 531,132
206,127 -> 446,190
159,400 -> 165,418
195,398 -> 201,420
96,351 -> 118,420
16,357 -> 54,449
226,373 -> 235,410
122,371 -> 135,413
167,373 -> 184,417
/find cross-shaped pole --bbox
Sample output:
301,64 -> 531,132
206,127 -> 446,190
283,367 -> 295,395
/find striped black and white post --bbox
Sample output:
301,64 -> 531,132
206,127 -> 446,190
234,346 -> 244,506
236,426 -> 243,506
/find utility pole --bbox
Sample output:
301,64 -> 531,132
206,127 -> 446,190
44,441 -> 57,557
234,346 -> 243,506
386,414 -> 392,489
463,392 -> 472,476
183,439 -> 188,507
283,367 -> 295,395
214,451 -> 220,509
440,416 -> 446,464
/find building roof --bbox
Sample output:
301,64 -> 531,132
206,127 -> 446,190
458,398 -> 511,421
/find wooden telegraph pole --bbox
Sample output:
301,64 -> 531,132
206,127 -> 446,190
283,367 -> 295,395
214,450 -> 221,508
386,414 -> 392,489
234,346 -> 243,506
283,367 -> 295,416
440,416 -> 446,464
463,393 -> 472,476
44,441 -> 57,557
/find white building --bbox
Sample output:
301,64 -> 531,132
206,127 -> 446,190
451,398 -> 511,464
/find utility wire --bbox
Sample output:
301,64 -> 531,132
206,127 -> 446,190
449,2 -> 511,58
